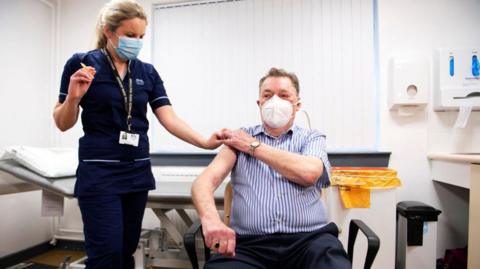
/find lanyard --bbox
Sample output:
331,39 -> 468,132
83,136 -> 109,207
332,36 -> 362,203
102,48 -> 134,132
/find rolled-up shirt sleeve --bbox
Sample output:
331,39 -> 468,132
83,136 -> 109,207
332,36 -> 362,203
149,68 -> 171,110
300,130 -> 331,188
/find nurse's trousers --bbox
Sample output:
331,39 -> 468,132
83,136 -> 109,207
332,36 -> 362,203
78,191 -> 148,269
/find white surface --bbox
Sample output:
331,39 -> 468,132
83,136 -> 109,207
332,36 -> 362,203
378,0 -> 479,260
41,190 -> 65,217
0,0 -> 58,257
0,146 -> 77,178
428,152 -> 480,190
428,155 -> 480,268
0,191 -> 53,257
431,160 -> 471,189
327,187 -> 397,269
152,166 -> 208,181
454,105 -> 473,128
428,152 -> 480,163
433,48 -> 480,111
0,0 -> 57,147
0,169 -> 40,195
151,0 -> 377,152
388,56 -> 429,110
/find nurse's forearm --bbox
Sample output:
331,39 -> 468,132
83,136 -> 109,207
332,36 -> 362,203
168,118 -> 207,147
53,99 -> 80,132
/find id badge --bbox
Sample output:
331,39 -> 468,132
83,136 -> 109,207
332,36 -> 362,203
119,131 -> 139,147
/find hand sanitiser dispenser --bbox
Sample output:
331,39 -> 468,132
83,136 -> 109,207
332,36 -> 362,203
434,48 -> 480,127
433,48 -> 480,112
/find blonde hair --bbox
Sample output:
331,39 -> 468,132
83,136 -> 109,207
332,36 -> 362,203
95,0 -> 147,49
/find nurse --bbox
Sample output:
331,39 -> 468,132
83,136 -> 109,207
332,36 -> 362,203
52,0 -> 222,268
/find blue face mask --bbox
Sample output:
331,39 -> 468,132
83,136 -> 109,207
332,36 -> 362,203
114,35 -> 143,61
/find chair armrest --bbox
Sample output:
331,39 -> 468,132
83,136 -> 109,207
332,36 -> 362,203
184,219 -> 210,269
347,219 -> 380,269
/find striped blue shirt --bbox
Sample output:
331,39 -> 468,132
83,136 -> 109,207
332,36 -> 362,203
230,124 -> 331,235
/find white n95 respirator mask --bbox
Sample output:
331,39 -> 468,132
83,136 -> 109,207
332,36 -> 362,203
261,95 -> 294,128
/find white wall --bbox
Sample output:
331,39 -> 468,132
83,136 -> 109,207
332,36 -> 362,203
378,0 -> 480,257
0,0 -> 58,257
1,0 -> 479,264
150,0 -> 378,152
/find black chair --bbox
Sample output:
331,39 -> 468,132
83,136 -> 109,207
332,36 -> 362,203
184,184 -> 380,269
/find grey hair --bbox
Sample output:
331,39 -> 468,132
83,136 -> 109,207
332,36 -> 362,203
259,67 -> 300,95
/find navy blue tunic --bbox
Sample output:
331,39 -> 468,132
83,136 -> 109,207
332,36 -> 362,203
59,49 -> 170,197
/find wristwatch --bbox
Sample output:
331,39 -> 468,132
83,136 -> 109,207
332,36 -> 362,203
249,140 -> 261,157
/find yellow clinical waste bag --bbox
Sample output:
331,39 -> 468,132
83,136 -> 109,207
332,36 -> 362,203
330,167 -> 401,208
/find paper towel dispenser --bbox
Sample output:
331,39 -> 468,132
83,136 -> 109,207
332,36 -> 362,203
388,56 -> 429,116
433,48 -> 480,111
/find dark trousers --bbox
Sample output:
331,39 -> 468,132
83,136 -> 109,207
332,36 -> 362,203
78,191 -> 148,269
205,222 -> 351,269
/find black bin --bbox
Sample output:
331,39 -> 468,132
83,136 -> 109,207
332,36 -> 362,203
395,201 -> 441,269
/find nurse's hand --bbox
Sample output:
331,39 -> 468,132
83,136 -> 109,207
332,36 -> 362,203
67,67 -> 96,104
202,131 -> 224,149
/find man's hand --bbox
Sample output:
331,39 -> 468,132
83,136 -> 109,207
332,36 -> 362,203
220,129 -> 256,154
202,217 -> 236,257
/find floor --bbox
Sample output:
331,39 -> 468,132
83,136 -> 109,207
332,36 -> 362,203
8,248 -> 189,269
29,249 -> 85,267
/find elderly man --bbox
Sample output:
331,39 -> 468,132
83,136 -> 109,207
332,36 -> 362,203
191,68 -> 351,269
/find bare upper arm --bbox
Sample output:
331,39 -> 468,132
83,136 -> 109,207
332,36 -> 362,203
198,146 -> 237,190
153,105 -> 174,125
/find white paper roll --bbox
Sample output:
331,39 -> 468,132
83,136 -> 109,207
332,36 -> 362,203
454,105 -> 473,128
397,105 -> 417,117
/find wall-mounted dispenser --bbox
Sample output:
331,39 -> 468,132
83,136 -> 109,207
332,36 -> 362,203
388,56 -> 429,116
433,48 -> 480,111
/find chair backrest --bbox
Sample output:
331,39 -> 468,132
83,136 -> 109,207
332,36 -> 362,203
223,182 -> 233,226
